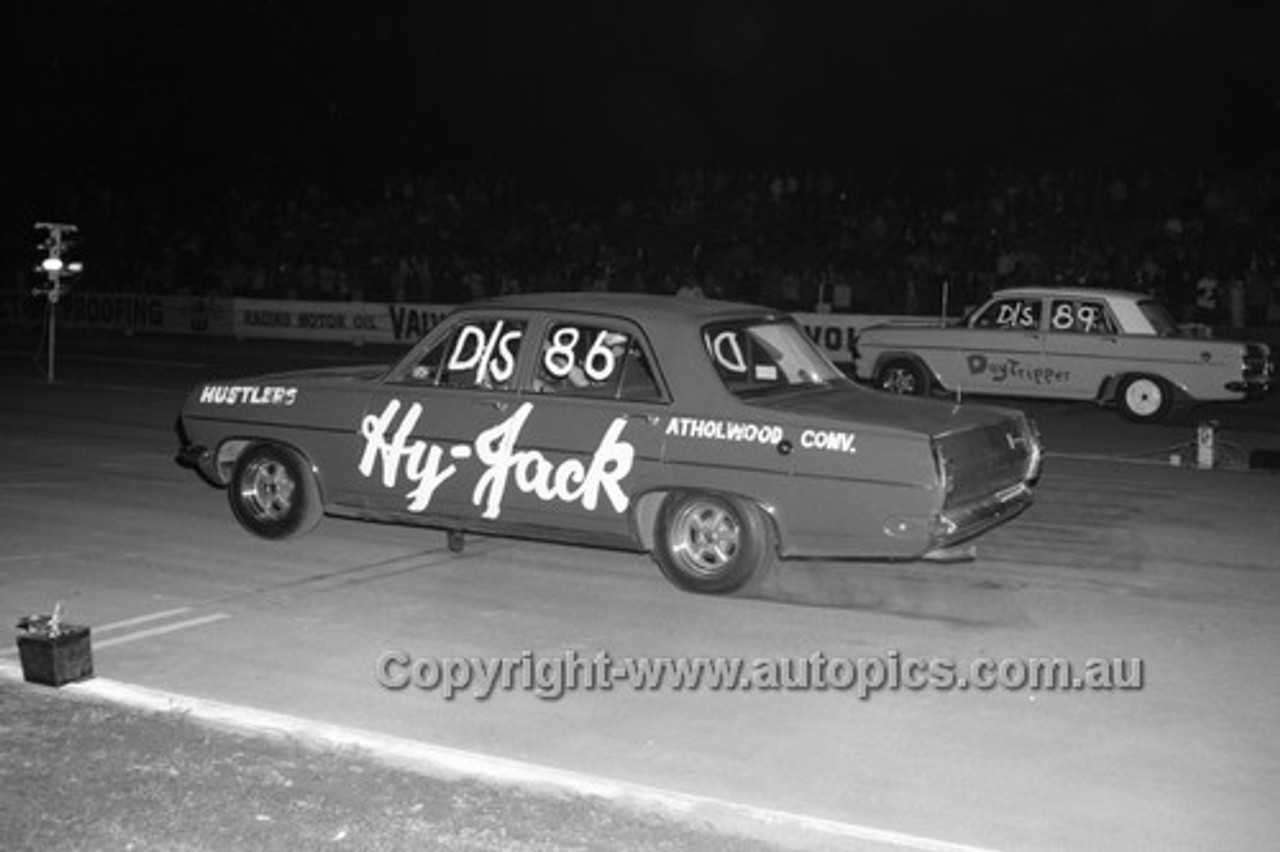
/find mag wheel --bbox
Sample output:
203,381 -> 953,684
228,443 -> 322,539
653,492 -> 774,595
1117,375 -> 1172,423
876,359 -> 930,395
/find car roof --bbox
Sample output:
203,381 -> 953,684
459,292 -> 779,326
993,286 -> 1150,303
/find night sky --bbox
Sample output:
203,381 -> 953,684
11,1 -> 1280,197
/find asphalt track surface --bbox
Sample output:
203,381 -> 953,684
2,330 -> 1279,851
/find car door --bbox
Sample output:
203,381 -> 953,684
1038,296 -> 1122,399
504,315 -> 668,540
946,294 -> 1053,396
357,312 -> 532,522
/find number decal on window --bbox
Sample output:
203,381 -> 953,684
446,321 -> 522,384
543,326 -> 580,379
994,301 -> 1038,328
710,330 -> 748,372
1076,305 -> 1099,332
1050,301 -> 1105,333
582,331 -> 619,382
542,327 -> 625,381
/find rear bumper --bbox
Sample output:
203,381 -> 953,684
935,482 -> 1034,547
1225,379 -> 1274,398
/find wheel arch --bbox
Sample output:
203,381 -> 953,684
871,352 -> 946,392
630,488 -> 782,557
213,436 -> 330,506
1107,372 -> 1184,422
1097,371 -> 1190,405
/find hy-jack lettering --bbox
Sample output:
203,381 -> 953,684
359,400 -> 634,519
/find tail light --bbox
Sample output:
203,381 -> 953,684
1243,344 -> 1272,379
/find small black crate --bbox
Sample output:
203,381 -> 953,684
17,625 -> 94,687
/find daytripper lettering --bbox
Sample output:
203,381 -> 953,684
199,385 -> 298,406
966,354 -> 1070,386
358,400 -> 634,519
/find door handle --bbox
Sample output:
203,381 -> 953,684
627,413 -> 660,426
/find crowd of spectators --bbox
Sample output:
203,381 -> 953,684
14,160 -> 1280,325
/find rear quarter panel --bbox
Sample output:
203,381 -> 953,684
1097,336 -> 1247,400
181,377 -> 373,506
657,404 -> 942,559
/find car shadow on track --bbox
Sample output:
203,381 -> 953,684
737,558 -> 1034,628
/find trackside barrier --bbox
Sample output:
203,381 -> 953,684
0,290 -> 235,336
0,290 -> 938,364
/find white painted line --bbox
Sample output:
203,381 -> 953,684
90,613 -> 231,650
0,551 -> 81,561
0,608 -> 210,657
0,661 -> 1003,852
95,607 -> 195,634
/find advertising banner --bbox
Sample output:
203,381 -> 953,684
2,291 -> 928,363
0,291 -> 233,335
229,300 -> 458,343
792,312 -> 945,364
232,299 -> 398,343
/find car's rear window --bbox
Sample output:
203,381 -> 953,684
703,319 -> 845,397
1138,299 -> 1180,336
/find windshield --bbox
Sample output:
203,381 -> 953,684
1137,299 -> 1180,337
703,319 -> 846,396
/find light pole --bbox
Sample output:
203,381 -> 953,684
31,222 -> 83,383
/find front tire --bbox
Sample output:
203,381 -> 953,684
876,358 -> 930,396
228,443 -> 322,539
1116,374 -> 1173,423
652,492 -> 775,595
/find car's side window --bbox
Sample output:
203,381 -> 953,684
406,318 -> 526,390
1049,299 -> 1116,335
971,298 -> 1042,330
404,335 -> 449,383
532,323 -> 661,401
615,344 -> 663,401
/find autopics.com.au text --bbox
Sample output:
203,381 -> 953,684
374,649 -> 1143,701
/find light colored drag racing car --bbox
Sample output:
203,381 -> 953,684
177,294 -> 1042,594
854,286 -> 1274,422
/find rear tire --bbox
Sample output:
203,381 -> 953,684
876,358 -> 930,396
1116,375 -> 1173,423
228,443 -> 323,539
652,492 -> 774,595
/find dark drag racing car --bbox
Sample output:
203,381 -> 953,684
177,294 -> 1042,594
